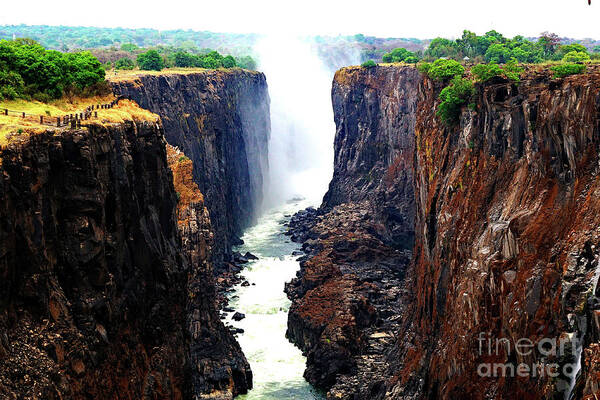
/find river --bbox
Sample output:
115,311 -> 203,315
226,199 -> 324,399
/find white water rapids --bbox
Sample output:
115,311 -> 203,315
228,199 -> 324,399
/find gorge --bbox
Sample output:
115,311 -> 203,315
1,55 -> 600,400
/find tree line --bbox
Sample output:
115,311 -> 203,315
0,38 -> 106,101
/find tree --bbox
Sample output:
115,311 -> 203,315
382,47 -> 419,63
562,51 -> 591,63
120,43 -> 139,52
425,59 -> 465,80
485,43 -> 511,63
538,32 -> 560,57
222,55 -> 236,68
437,76 -> 474,125
115,57 -> 135,70
173,51 -> 196,67
137,50 -> 164,71
236,55 -> 256,70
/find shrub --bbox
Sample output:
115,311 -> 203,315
0,39 -> 105,100
382,47 -> 419,63
562,51 -> 591,63
471,63 -> 503,82
502,59 -> 524,82
115,57 -> 135,70
551,63 -> 586,78
437,76 -> 475,125
426,59 -> 465,81
361,60 -> 377,68
137,50 -> 164,71
236,55 -> 257,70
222,55 -> 237,68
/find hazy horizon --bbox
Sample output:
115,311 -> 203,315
1,0 -> 598,40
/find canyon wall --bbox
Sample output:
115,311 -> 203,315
389,66 -> 600,400
289,65 -> 600,399
0,116 -> 250,399
111,70 -> 270,265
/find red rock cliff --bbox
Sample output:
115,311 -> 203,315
289,64 -> 600,400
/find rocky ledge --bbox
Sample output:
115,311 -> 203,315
285,202 -> 411,398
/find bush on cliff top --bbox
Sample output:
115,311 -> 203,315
437,76 -> 475,126
471,59 -> 523,82
419,59 -> 465,81
551,63 -> 587,78
0,38 -> 105,101
561,51 -> 591,63
382,47 -> 420,64
361,60 -> 377,68
137,50 -> 164,71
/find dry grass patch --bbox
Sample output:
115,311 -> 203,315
0,96 -> 158,146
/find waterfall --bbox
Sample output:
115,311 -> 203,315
255,34 -> 336,208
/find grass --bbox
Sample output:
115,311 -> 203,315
108,67 -> 259,83
0,95 -> 158,146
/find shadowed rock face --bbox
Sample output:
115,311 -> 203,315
167,144 -> 252,399
0,121 -> 251,399
0,121 -> 190,399
288,65 -> 600,399
111,70 -> 270,267
392,66 -> 600,400
324,65 -> 419,250
286,65 -> 418,397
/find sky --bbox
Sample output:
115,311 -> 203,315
0,0 -> 598,39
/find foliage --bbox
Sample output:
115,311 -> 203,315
424,29 -> 593,65
562,51 -> 591,63
425,59 -> 465,81
0,39 -> 105,100
502,59 -> 524,82
136,50 -> 164,71
382,47 -> 420,63
222,55 -> 236,68
471,62 -> 503,81
551,63 -> 586,78
115,57 -> 135,70
235,55 -> 256,70
120,43 -> 139,52
361,60 -> 377,68
437,76 -> 475,125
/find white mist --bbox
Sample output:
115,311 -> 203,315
256,35 -> 336,208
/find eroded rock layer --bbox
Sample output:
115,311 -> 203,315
286,65 -> 417,397
289,65 -> 600,399
391,67 -> 600,400
111,70 -> 270,265
0,119 -> 250,399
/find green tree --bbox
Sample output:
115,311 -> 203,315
120,43 -> 139,52
115,57 -> 135,70
425,59 -> 465,80
361,60 -> 377,68
485,43 -> 511,63
222,55 -> 236,68
235,55 -> 256,70
137,50 -> 164,71
562,51 -> 591,63
437,76 -> 475,125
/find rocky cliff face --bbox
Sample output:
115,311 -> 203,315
167,145 -> 252,399
289,65 -> 600,399
389,66 -> 600,400
286,66 -> 417,397
324,65 -> 419,248
0,117 -> 250,399
111,70 -> 270,265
